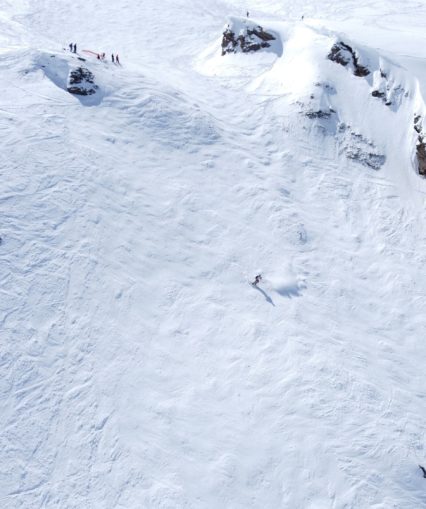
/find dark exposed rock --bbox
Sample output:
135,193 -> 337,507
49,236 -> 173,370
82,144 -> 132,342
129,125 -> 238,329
67,67 -> 98,96
221,25 -> 276,55
372,82 -> 406,108
416,140 -> 426,176
314,82 -> 336,94
328,42 -> 370,77
346,148 -> 386,170
371,90 -> 386,99
305,110 -> 332,119
414,115 -> 426,176
414,115 -> 422,133
338,123 -> 385,170
328,43 -> 350,67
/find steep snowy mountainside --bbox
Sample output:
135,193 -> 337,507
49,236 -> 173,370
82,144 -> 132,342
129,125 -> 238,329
1,1 -> 426,508
203,16 -> 426,190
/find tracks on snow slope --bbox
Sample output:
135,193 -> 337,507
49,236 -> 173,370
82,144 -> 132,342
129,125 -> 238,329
1,2 -> 426,508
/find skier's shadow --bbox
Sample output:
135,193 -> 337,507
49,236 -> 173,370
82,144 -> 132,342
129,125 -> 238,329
253,285 -> 275,306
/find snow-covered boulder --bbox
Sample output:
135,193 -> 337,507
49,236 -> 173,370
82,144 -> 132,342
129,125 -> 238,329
328,41 -> 370,77
67,67 -> 98,96
221,18 -> 279,56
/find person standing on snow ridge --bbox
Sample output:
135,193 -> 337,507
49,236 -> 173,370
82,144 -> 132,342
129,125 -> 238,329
111,53 -> 115,63
69,43 -> 73,52
73,43 -> 77,53
247,11 -> 249,17
116,54 -> 120,65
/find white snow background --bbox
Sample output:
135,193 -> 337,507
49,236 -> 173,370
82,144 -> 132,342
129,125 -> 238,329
1,0 -> 426,507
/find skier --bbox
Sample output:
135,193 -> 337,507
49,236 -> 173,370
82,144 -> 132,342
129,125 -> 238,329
111,53 -> 115,63
252,274 -> 262,286
73,43 -> 77,53
69,43 -> 73,52
116,54 -> 120,65
247,11 -> 249,18
102,52 -> 106,60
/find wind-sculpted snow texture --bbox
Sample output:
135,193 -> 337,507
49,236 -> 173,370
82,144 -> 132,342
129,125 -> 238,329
1,0 -> 426,508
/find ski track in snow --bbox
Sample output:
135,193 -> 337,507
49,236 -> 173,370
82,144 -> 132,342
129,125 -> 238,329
1,0 -> 426,508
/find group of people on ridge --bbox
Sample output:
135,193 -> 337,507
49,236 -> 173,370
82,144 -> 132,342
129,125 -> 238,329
96,52 -> 120,64
68,43 -> 120,64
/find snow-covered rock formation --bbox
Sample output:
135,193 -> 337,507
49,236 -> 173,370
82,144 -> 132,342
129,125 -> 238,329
328,41 -> 370,77
221,17 -> 281,56
212,18 -> 424,177
414,114 -> 426,176
67,66 -> 98,95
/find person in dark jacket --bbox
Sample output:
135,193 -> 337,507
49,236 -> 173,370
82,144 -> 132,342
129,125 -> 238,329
111,53 -> 115,63
69,43 -> 73,52
73,43 -> 77,53
252,274 -> 262,286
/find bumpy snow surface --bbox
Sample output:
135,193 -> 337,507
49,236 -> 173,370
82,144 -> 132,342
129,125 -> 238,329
2,0 -> 426,507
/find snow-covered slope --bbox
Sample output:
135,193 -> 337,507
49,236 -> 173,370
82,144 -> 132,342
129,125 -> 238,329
1,1 -> 426,508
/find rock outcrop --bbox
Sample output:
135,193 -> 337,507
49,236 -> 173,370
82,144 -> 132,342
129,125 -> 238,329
302,83 -> 337,123
328,42 -> 370,77
338,123 -> 385,170
371,89 -> 386,99
370,69 -> 407,108
67,67 -> 98,96
221,23 -> 276,56
414,115 -> 426,176
305,110 -> 333,119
